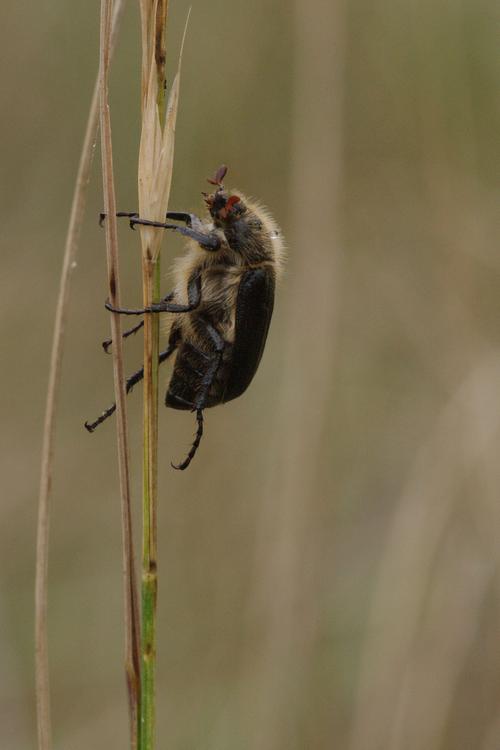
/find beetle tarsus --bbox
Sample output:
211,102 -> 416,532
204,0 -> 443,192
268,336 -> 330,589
99,211 -> 139,227
102,320 -> 145,353
172,409 -> 204,470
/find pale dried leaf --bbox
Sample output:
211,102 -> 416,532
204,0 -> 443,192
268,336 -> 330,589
137,9 -> 190,261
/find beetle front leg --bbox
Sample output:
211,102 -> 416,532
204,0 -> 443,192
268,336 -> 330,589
127,217 -> 220,251
100,210 -> 200,228
165,212 -> 197,227
99,211 -> 139,227
100,211 -> 219,250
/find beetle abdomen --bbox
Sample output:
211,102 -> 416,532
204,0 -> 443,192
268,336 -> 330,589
223,268 -> 275,403
166,341 -> 228,410
166,344 -> 208,410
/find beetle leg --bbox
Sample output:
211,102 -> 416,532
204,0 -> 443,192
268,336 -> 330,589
171,321 -> 225,471
99,211 -> 139,227
127,217 -> 220,251
164,211 -> 198,227
171,410 -> 204,471
105,274 -> 201,316
100,211 -> 215,248
192,356 -> 223,411
102,320 -> 144,353
192,321 -> 225,409
102,291 -> 176,351
101,210 -> 203,227
85,337 -> 178,432
165,211 -> 192,224
165,212 -> 209,234
100,211 -> 218,251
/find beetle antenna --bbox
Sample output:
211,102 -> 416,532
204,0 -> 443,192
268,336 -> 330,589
207,164 -> 228,188
172,409 -> 204,470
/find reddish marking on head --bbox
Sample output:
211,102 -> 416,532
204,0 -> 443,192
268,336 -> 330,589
207,164 -> 228,186
218,195 -> 241,219
226,195 -> 240,211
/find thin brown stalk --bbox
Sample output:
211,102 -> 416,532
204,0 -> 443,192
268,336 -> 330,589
35,3 -> 126,750
99,1 -> 141,748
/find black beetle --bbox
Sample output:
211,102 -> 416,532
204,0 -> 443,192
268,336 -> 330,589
86,166 -> 285,469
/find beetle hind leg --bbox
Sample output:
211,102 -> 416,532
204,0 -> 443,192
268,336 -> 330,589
172,410 -> 204,471
169,321 -> 225,470
84,341 -> 177,432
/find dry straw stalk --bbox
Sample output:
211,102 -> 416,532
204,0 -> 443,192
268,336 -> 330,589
35,3 -> 127,749
98,1 -> 141,748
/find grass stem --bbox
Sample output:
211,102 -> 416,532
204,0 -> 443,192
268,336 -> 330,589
139,252 -> 160,750
99,1 -> 141,748
35,3 -> 126,749
136,4 -> 186,745
139,2 -> 168,747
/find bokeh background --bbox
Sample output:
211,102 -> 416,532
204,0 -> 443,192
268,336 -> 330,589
2,0 -> 500,748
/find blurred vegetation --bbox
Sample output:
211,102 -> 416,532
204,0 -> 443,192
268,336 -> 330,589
1,0 -> 500,748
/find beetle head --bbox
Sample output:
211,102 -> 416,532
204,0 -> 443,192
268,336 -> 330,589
203,165 -> 246,225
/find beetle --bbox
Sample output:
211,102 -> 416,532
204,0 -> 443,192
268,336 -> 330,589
85,166 -> 285,469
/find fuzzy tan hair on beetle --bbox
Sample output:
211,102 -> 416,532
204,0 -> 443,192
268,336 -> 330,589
86,166 -> 285,470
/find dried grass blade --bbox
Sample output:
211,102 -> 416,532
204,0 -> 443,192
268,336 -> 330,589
35,3 -> 126,750
99,1 -> 141,748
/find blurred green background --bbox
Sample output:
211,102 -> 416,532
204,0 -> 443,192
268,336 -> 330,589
2,0 -> 500,748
